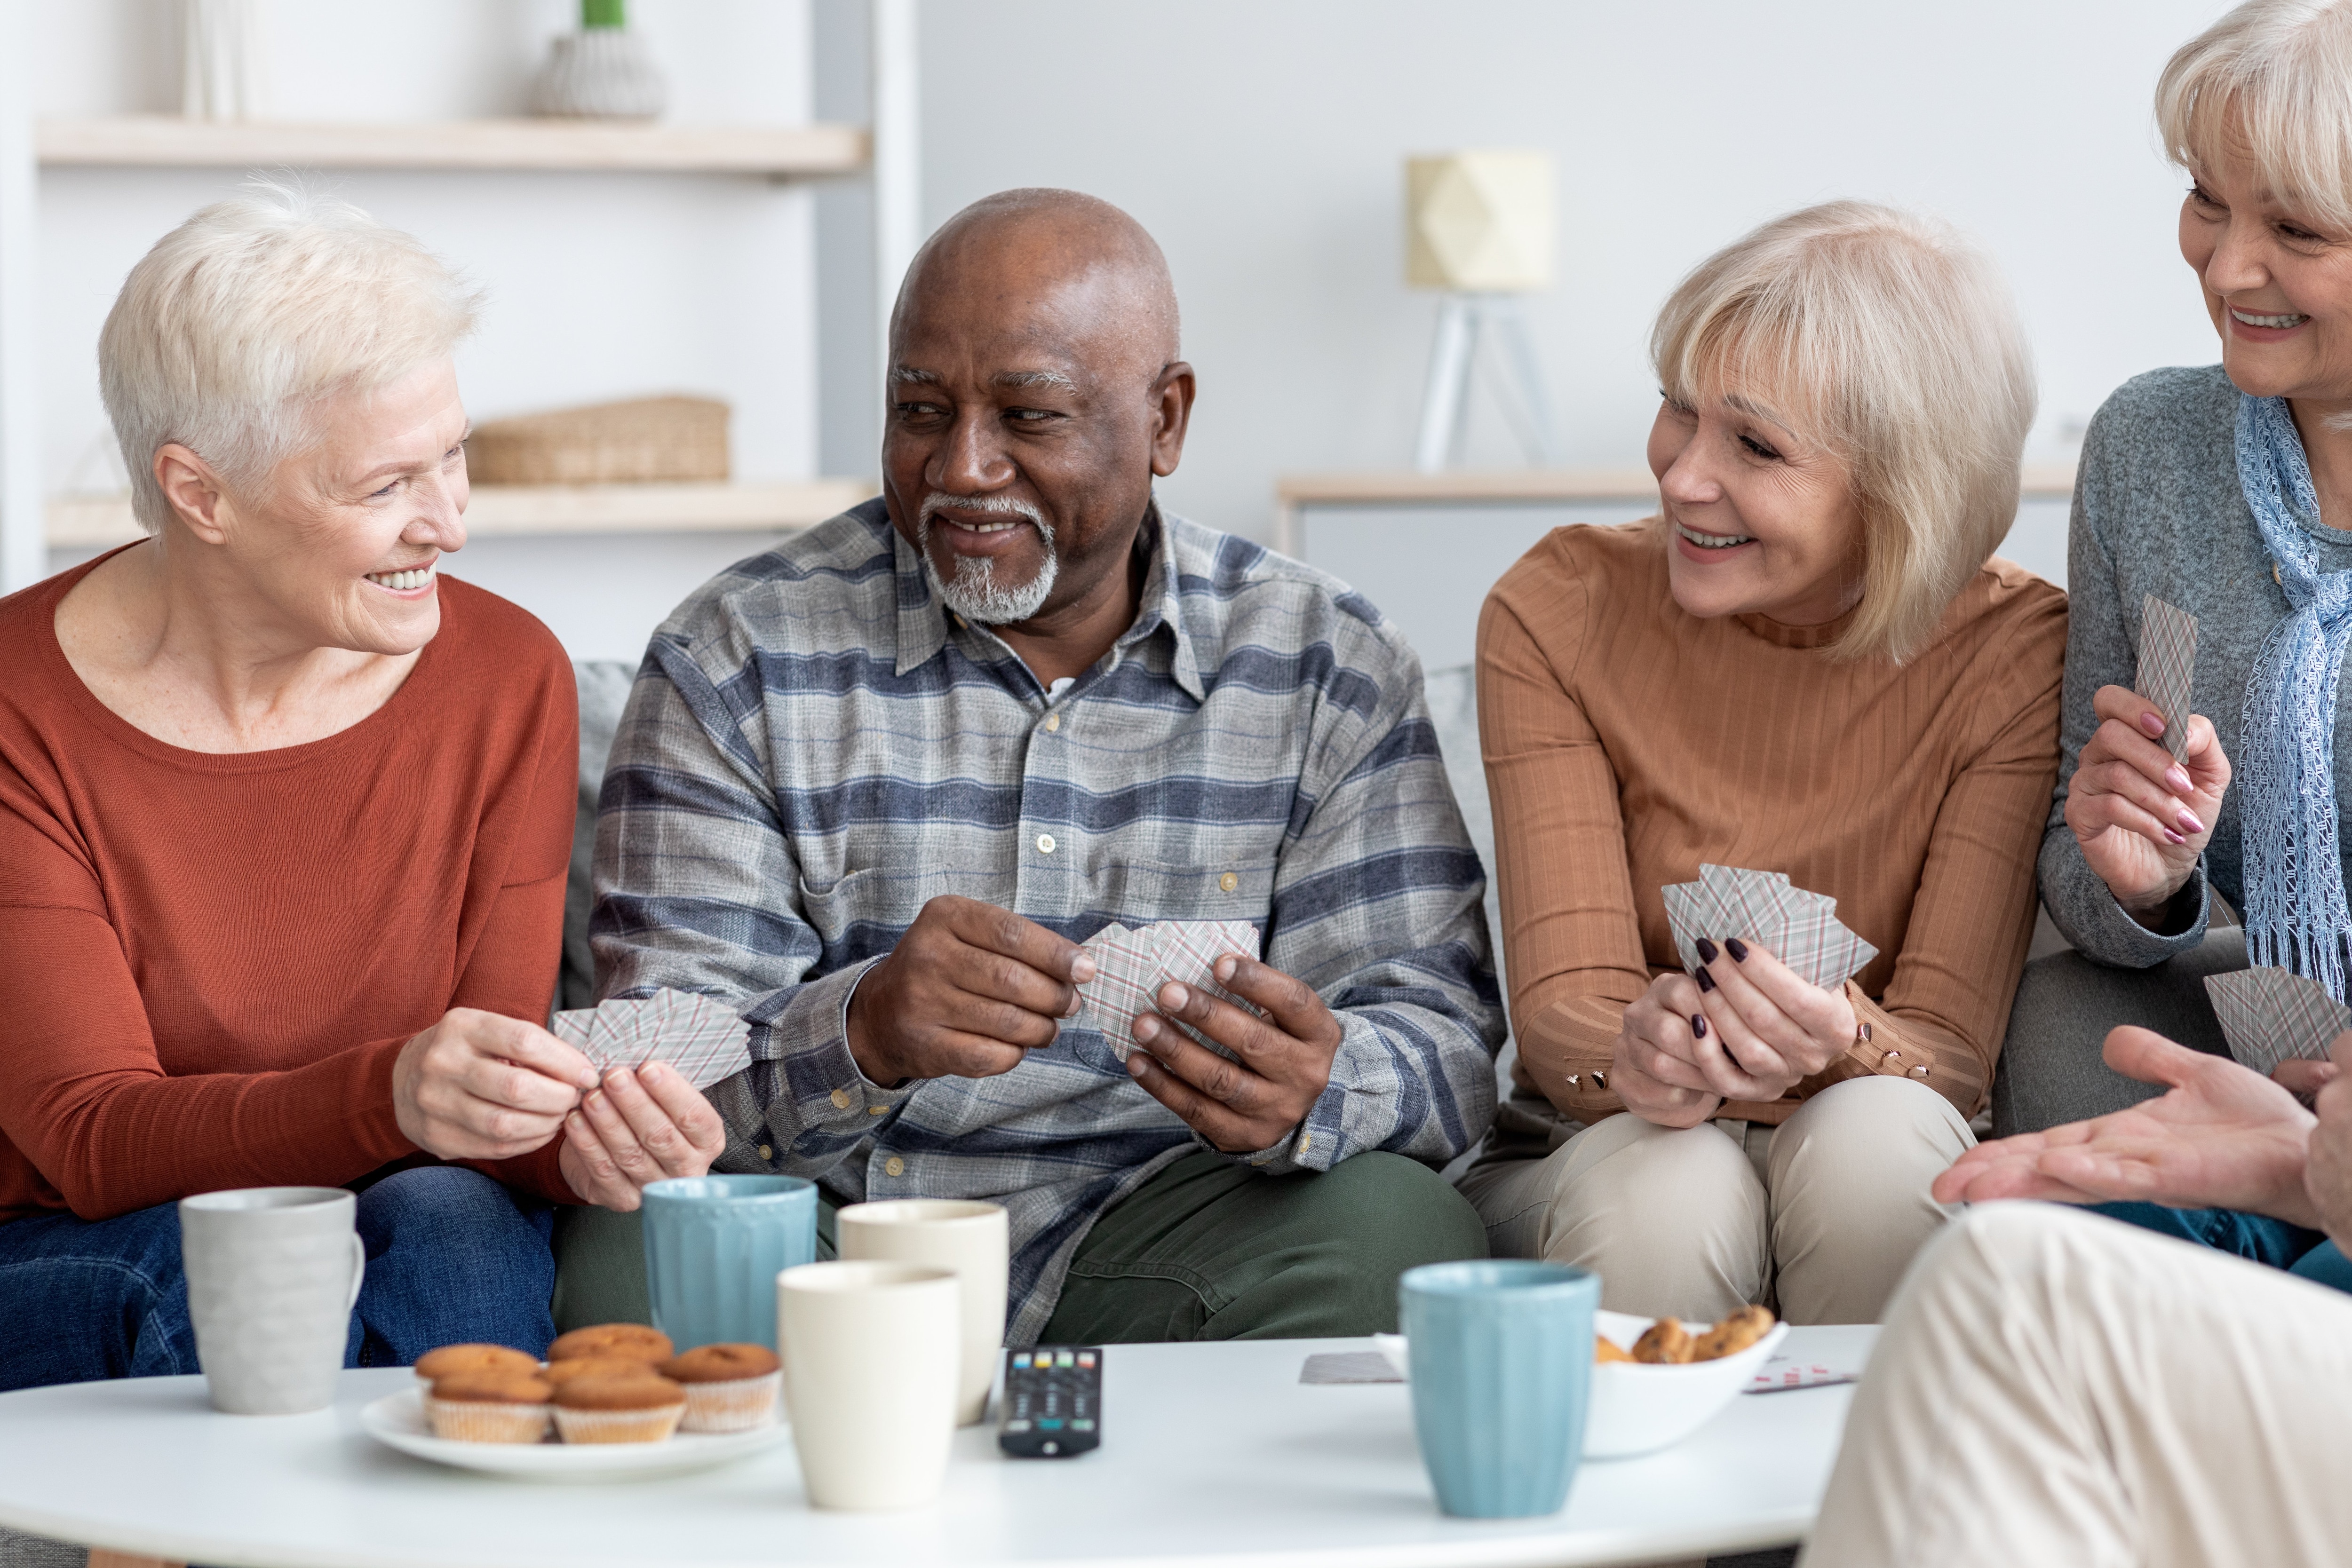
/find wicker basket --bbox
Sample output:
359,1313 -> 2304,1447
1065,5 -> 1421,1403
465,396 -> 729,486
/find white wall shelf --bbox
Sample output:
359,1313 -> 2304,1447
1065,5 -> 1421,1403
36,116 -> 868,177
47,478 -> 874,549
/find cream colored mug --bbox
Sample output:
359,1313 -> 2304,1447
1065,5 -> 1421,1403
178,1187 -> 365,1415
777,1260 -> 961,1510
837,1198 -> 1009,1425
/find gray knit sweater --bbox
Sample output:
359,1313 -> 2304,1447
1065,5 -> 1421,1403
2043,364 -> 2352,965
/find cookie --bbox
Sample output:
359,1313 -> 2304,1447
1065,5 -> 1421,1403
1595,1335 -> 1635,1364
1693,1304 -> 1776,1361
1632,1317 -> 1697,1364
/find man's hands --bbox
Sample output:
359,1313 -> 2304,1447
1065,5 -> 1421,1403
847,896 -> 1095,1087
1933,1025 -> 2319,1225
2302,1034 -> 2352,1247
2066,685 -> 2230,924
1608,939 -> 1858,1127
1124,955 -> 1343,1153
558,1062 -> 728,1212
392,1008 -> 600,1162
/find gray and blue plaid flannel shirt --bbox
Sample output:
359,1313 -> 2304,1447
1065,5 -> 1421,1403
591,500 -> 1502,1342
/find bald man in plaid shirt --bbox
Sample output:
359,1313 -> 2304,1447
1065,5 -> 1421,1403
592,190 -> 1502,1344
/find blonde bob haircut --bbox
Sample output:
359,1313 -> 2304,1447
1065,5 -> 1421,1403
100,181 -> 481,535
1651,200 -> 2035,665
2158,0 -> 2352,235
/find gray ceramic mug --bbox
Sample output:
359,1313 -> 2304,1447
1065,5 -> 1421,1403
178,1187 -> 365,1415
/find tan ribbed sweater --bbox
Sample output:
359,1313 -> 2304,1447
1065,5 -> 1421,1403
1478,520 -> 2067,1125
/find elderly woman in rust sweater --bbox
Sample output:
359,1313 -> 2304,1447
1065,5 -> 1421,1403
0,187 -> 722,1392
1456,201 -> 2067,1325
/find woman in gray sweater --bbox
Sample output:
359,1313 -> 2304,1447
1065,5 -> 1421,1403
1995,0 -> 2352,1285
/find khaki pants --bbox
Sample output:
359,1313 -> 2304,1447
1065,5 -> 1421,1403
1804,1202 -> 2352,1568
1458,1076 -> 1971,1324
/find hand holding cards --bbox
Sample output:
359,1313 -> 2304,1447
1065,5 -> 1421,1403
1076,919 -> 1262,1061
2137,594 -> 2199,764
2205,966 -> 2352,1077
2065,596 -> 2221,920
550,989 -> 753,1090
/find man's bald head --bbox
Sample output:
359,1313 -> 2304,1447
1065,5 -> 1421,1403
890,188 -> 1180,382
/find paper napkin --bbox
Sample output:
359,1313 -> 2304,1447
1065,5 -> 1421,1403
549,988 -> 753,1091
1661,863 -> 1878,991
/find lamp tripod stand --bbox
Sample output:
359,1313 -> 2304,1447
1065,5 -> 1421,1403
1412,292 -> 1562,474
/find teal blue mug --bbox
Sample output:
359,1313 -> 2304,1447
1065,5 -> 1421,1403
1399,1259 -> 1598,1519
641,1175 -> 817,1352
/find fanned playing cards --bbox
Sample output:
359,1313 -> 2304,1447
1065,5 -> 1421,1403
1661,864 -> 1877,990
2204,966 -> 2352,1076
2137,594 -> 2199,764
1076,919 -> 1262,1062
549,989 -> 753,1091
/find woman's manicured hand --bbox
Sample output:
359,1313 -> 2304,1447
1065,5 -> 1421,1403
1691,935 -> 1859,1103
392,1008 -> 600,1161
558,1062 -> 728,1212
1610,971 -> 1726,1128
2066,685 -> 2231,925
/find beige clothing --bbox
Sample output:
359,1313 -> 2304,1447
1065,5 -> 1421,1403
1804,1202 -> 2352,1568
1478,521 -> 2066,1125
1458,1076 -> 1972,1324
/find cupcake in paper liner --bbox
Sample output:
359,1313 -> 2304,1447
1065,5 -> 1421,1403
659,1344 -> 784,1433
423,1370 -> 554,1443
551,1373 -> 687,1443
413,1343 -> 540,1394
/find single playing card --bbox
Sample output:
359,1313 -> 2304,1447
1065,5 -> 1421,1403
2206,966 -> 2352,1076
1746,1352 -> 1865,1394
2137,594 -> 2199,764
549,989 -> 753,1091
1076,918 -> 1262,1062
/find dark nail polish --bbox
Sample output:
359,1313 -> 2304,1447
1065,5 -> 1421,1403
1724,937 -> 1749,963
1691,1014 -> 1708,1038
1695,937 -> 1720,965
1696,967 -> 1716,993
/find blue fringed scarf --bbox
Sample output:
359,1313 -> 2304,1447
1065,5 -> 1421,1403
2235,392 -> 2352,998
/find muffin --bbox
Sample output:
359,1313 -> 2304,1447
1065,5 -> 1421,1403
413,1343 -> 541,1392
541,1354 -> 660,1389
422,1370 -> 554,1444
659,1344 -> 783,1433
546,1323 -> 674,1365
550,1374 -> 687,1444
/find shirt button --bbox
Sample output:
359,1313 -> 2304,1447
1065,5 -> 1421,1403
1043,713 -> 1061,733
1298,1132 -> 1312,1152
757,1143 -> 773,1161
867,1105 -> 888,1115
1219,871 -> 1239,893
830,1089 -> 851,1109
1036,833 -> 1057,854
884,1156 -> 906,1178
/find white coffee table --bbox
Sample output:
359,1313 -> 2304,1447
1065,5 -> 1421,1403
0,1330 -> 1874,1568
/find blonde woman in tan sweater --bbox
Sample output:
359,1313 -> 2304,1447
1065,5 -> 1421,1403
1456,202 -> 2067,1325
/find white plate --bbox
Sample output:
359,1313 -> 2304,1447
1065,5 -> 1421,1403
359,1389 -> 789,1481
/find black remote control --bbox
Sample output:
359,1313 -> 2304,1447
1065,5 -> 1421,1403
998,1345 -> 1101,1458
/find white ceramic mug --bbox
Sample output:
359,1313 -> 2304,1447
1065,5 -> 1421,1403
178,1187 -> 365,1415
837,1198 -> 1009,1425
777,1260 -> 960,1510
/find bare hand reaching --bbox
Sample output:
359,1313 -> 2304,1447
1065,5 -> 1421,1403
2066,685 -> 2231,924
1932,1025 -> 2317,1225
391,1008 -> 600,1162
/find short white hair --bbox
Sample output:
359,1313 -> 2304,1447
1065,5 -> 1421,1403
99,181 -> 481,533
1651,200 -> 2036,665
2158,0 -> 2352,233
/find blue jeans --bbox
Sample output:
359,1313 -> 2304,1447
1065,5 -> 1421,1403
0,1165 -> 557,1392
2092,1201 -> 2352,1292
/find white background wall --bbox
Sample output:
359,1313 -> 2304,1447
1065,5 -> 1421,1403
33,0 -> 2240,669
34,0 -> 819,663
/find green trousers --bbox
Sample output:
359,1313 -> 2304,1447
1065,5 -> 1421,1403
551,1149 -> 1486,1343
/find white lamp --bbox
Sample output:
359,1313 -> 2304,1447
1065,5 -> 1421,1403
1405,150 -> 1561,472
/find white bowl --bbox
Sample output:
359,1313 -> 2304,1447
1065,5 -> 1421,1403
1372,1308 -> 1788,1461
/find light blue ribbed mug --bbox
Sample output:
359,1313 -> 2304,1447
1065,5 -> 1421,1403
1399,1259 -> 1598,1519
641,1175 -> 817,1352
